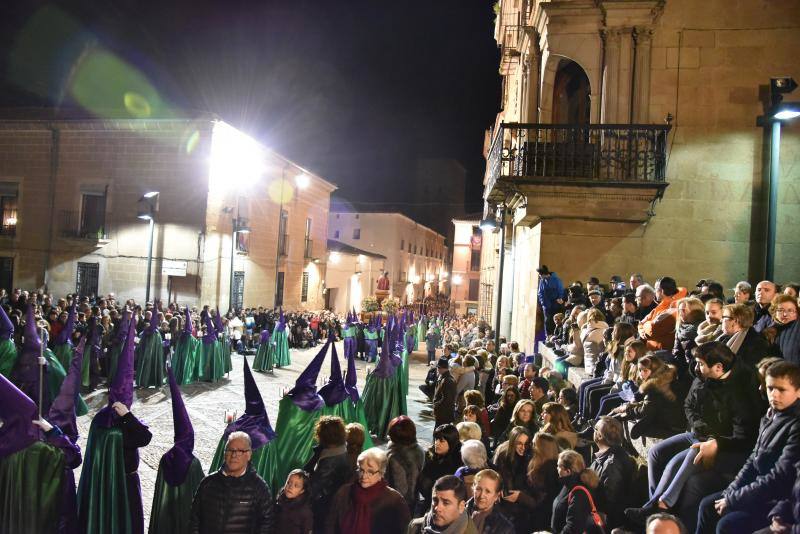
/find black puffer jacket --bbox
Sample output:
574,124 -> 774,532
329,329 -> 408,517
190,466 -> 275,534
303,445 -> 353,530
684,363 -> 765,453
589,446 -> 635,529
624,365 -> 686,439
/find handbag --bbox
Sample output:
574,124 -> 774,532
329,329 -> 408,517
568,485 -> 606,534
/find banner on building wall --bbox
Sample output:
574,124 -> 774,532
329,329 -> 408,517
161,260 -> 187,277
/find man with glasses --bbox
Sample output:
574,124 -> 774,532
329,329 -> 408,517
190,431 -> 274,533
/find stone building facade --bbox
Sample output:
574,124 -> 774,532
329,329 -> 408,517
480,0 -> 800,353
0,116 -> 336,310
451,217 -> 482,316
327,211 -> 449,304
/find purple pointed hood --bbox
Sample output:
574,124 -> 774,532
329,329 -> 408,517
115,310 -> 131,344
223,359 -> 275,450
0,372 -> 38,459
95,317 -> 136,427
0,304 -> 13,341
15,305 -> 43,393
318,340 -> 346,406
259,329 -> 270,344
344,338 -> 360,403
278,309 -> 285,329
47,337 -> 85,442
286,335 -> 329,411
54,302 -> 76,346
202,315 -> 217,345
214,308 -> 224,336
144,306 -> 160,336
162,366 -> 196,485
183,307 -> 193,336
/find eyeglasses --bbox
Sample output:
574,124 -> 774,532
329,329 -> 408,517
721,316 -> 732,320
224,448 -> 251,456
356,467 -> 381,477
776,308 -> 798,316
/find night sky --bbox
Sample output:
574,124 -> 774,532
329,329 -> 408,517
0,1 -> 501,226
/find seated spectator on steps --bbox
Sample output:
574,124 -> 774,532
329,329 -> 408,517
624,342 -> 765,530
639,277 -> 687,351
541,402 -> 578,449
590,416 -> 636,529
717,303 -> 769,369
764,294 -> 800,365
732,280 -> 753,305
671,297 -> 706,378
635,284 -> 658,323
611,354 -> 686,440
581,308 -> 609,377
754,280 -> 778,333
556,310 -> 588,375
694,298 -> 724,348
696,360 -> 800,534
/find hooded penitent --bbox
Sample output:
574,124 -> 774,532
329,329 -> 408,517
173,307 -> 200,385
135,308 -> 165,388
215,309 -> 232,374
81,316 -> 102,388
209,358 -> 276,473
107,310 -> 131,382
148,366 -> 205,534
343,310 -> 357,361
0,304 -> 17,377
199,314 -> 224,382
270,309 -> 291,368
78,317 -> 153,534
364,315 -> 380,363
252,327 -> 273,372
361,314 -> 407,438
52,302 -> 76,371
0,372 -> 70,534
257,333 -> 373,491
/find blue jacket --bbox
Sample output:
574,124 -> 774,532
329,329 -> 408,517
723,398 -> 800,511
538,273 -> 565,311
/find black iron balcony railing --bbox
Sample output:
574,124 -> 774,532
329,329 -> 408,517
485,123 -> 670,198
59,210 -> 109,240
303,237 -> 313,259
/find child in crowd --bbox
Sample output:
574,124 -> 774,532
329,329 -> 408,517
273,469 -> 313,534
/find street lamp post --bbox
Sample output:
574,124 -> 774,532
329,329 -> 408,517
760,77 -> 799,280
137,192 -> 160,303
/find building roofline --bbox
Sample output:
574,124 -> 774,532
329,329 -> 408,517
330,210 -> 445,239
327,239 -> 387,259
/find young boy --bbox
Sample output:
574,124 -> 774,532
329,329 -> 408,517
696,360 -> 800,533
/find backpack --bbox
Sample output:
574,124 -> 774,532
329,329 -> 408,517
568,485 -> 606,534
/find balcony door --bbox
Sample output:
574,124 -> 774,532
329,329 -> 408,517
552,59 -> 590,125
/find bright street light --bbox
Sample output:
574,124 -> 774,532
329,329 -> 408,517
295,173 -> 310,189
452,274 -> 463,285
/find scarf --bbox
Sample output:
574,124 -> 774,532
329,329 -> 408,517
340,479 -> 388,534
695,320 -> 722,345
422,510 -> 470,534
725,329 -> 746,355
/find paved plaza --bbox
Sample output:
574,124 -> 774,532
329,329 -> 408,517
74,342 -> 436,525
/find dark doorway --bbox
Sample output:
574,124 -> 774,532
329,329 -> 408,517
552,59 -> 591,125
0,257 -> 12,293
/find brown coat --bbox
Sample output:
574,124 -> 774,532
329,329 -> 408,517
324,482 -> 411,534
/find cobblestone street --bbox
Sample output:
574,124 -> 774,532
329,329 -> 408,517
74,342 -> 436,526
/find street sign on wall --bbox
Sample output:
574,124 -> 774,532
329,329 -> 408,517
161,260 -> 187,277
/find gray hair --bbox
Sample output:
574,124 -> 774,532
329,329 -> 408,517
636,284 -> 656,297
227,431 -> 251,448
357,447 -> 388,475
735,281 -> 752,294
460,439 -> 488,469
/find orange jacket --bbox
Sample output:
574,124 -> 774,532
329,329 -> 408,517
638,287 -> 688,350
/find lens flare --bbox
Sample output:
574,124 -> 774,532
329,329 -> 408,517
123,92 -> 151,118
268,178 -> 295,204
185,130 -> 201,154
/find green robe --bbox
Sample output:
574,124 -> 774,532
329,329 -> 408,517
148,457 -> 205,534
172,335 -> 200,385
0,338 -> 17,378
271,327 -> 291,368
52,343 -> 74,373
0,440 -> 67,534
199,342 -> 225,382
77,425 -> 132,534
108,342 -> 124,383
220,332 -> 233,373
45,348 -> 88,416
361,370 -> 406,439
135,332 -> 165,388
252,340 -> 273,372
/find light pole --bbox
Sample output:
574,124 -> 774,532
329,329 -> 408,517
760,77 -> 799,280
137,191 -> 159,303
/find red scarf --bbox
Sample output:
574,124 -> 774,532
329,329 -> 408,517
339,479 -> 388,534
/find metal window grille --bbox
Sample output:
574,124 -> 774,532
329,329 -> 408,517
301,271 -> 309,302
76,262 -> 99,297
